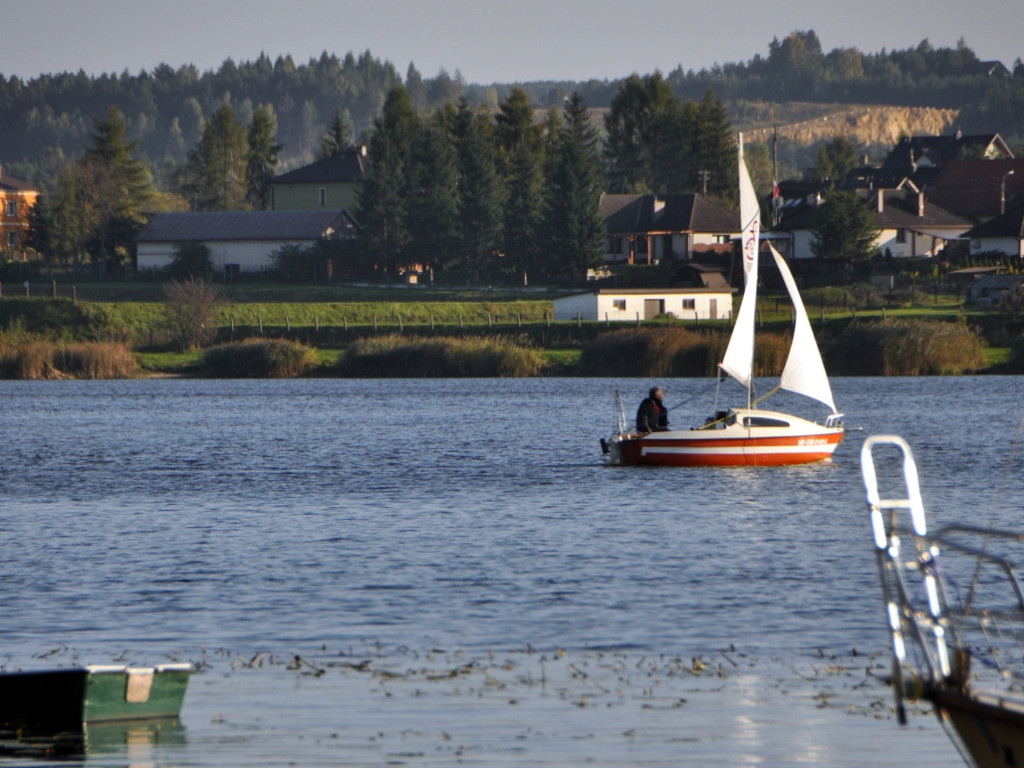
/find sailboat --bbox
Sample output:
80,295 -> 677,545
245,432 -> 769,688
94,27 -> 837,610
604,136 -> 844,467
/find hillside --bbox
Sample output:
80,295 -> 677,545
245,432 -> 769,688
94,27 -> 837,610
739,103 -> 959,149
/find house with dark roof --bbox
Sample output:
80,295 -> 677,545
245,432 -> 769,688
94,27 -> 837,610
963,206 -> 1024,257
136,210 -> 353,273
600,193 -> 738,264
270,146 -> 367,213
777,188 -> 971,259
0,168 -> 40,252
926,159 -> 1024,221
846,132 -> 1013,191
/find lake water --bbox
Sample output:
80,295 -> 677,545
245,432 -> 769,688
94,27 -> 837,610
1,375 -> 1022,766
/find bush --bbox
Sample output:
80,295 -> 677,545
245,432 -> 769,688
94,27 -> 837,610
339,335 -> 544,377
0,339 -> 138,379
203,338 -> 318,378
826,320 -> 986,375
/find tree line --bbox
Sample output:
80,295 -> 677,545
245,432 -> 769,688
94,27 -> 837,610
3,32 -> 1023,192
19,79 -> 741,285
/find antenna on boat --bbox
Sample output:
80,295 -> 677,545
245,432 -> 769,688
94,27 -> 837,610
613,388 -> 627,435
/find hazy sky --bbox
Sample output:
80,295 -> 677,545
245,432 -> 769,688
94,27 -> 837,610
4,0 -> 1022,84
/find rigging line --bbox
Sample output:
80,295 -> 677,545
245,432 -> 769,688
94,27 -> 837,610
664,378 -> 719,412
965,400 -> 1024,612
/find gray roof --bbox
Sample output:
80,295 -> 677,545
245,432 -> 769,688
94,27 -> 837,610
963,206 -> 1024,240
136,210 -> 345,243
600,194 -> 738,234
272,148 -> 367,185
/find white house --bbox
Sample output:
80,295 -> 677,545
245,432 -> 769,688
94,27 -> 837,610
554,288 -> 733,323
963,206 -> 1024,257
779,188 -> 971,259
135,210 -> 352,273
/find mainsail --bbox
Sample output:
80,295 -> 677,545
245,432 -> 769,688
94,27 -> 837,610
719,134 -> 760,398
771,244 -> 838,413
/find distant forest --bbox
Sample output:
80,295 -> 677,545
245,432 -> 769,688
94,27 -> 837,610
2,31 -> 1023,190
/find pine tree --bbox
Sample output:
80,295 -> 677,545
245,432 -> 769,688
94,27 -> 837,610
694,91 -> 736,201
544,93 -> 606,284
810,191 -> 881,261
83,106 -> 154,264
494,88 -> 545,284
186,104 -> 248,210
405,112 -> 459,275
452,100 -> 503,283
355,85 -> 419,277
246,105 -> 282,210
318,106 -> 354,159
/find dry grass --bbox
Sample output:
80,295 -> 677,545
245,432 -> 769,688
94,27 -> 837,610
339,335 -> 544,377
203,339 -> 319,378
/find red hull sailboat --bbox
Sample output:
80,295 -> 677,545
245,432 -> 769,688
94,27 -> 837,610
605,135 -> 844,467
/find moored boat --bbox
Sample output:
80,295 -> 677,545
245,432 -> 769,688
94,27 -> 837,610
604,135 -> 844,467
861,435 -> 1024,768
0,663 -> 192,733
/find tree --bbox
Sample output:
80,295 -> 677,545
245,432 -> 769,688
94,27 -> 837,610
452,100 -> 503,283
169,241 -> 213,280
544,93 -> 606,283
163,277 -> 221,350
186,104 -> 247,210
495,88 -> 545,283
82,106 -> 154,267
405,112 -> 460,275
814,136 -> 859,186
355,85 -> 419,277
810,191 -> 880,261
318,106 -> 354,159
245,105 -> 282,210
694,91 -> 736,201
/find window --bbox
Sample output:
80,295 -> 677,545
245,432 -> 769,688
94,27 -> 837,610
6,201 -> 16,217
7,232 -> 18,247
612,299 -> 626,311
895,228 -> 906,244
318,188 -> 327,207
743,416 -> 790,428
682,299 -> 695,310
608,236 -> 622,254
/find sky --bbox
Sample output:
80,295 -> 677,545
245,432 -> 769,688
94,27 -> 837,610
3,0 -> 1022,85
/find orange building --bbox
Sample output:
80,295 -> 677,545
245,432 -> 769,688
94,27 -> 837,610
0,167 -> 40,253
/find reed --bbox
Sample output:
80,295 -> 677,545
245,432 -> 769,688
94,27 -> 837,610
0,339 -> 138,379
827,320 -> 987,375
340,335 -> 544,377
203,339 -> 319,378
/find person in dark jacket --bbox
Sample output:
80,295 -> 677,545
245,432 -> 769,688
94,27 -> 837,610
636,386 -> 669,433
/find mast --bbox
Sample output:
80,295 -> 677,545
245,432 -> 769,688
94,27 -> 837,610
719,133 -> 761,409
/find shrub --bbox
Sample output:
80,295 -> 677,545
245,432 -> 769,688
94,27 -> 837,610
203,338 -> 318,378
339,335 -> 543,377
0,340 -> 138,379
827,320 -> 986,375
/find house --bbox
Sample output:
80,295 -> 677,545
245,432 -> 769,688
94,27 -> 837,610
777,187 -> 971,259
847,132 -> 1014,191
553,286 -> 733,323
963,206 -> 1024,257
135,210 -> 353,273
270,146 -> 367,213
926,159 -> 1024,221
600,194 -> 738,264
0,168 -> 40,252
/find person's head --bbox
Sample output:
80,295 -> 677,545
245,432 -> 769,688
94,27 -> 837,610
649,386 -> 663,402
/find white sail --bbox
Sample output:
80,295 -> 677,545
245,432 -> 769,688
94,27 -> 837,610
719,135 -> 760,394
770,244 -> 838,413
